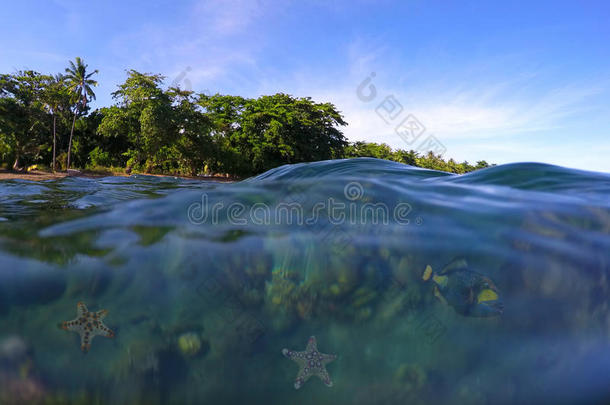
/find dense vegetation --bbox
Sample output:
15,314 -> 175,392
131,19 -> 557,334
0,58 -> 490,177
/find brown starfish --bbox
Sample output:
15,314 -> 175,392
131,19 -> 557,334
282,336 -> 337,389
61,302 -> 114,352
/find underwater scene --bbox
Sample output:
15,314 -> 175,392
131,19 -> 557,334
0,157 -> 609,404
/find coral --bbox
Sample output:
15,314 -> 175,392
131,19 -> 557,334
350,287 -> 378,308
393,363 -> 427,392
177,332 -> 208,358
352,364 -> 427,405
0,336 -> 29,365
266,268 -> 301,306
455,384 -> 487,405
0,373 -> 46,405
110,334 -> 166,384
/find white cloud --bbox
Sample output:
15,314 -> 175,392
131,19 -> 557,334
192,0 -> 268,36
409,83 -> 603,138
99,0 -> 280,97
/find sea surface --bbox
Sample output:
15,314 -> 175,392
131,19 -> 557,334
0,158 -> 609,404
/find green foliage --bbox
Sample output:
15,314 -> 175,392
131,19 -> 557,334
98,71 -> 209,174
344,142 -> 394,160
414,152 -> 492,173
344,141 -> 492,174
199,93 -> 347,176
0,70 -> 52,169
89,146 -> 111,167
0,64 -> 492,177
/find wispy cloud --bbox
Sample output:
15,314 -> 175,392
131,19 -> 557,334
310,45 -> 608,148
103,0 -> 279,94
408,82 -> 604,138
191,0 -> 268,36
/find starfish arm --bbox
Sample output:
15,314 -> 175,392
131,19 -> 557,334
97,322 -> 115,338
306,336 -> 317,352
94,309 -> 108,320
316,368 -> 333,387
61,319 -> 80,331
294,365 -> 312,390
80,331 -> 93,353
282,349 -> 304,363
77,302 -> 88,317
320,352 -> 337,364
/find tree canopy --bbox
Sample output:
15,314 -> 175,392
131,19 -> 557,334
0,61 -> 492,176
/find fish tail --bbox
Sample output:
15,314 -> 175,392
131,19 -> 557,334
422,265 -> 433,281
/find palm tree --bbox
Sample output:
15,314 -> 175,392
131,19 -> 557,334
64,57 -> 98,170
43,74 -> 66,171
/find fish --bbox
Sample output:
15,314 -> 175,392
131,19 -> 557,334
422,258 -> 503,317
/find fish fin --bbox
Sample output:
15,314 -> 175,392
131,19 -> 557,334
422,265 -> 433,281
433,286 -> 448,305
440,258 -> 468,274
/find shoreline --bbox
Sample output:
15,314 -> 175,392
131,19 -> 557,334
0,169 -> 236,182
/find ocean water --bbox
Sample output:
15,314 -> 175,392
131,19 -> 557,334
0,158 -> 609,404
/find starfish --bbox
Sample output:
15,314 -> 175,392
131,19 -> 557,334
282,336 -> 337,389
61,302 -> 114,352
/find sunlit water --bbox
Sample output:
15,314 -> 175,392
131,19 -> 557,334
0,158 -> 609,404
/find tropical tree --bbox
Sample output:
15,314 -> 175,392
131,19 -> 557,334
99,70 -> 174,172
42,74 -> 69,171
199,93 -> 347,176
64,57 -> 98,169
0,71 -> 50,170
392,149 -> 418,166
197,94 -> 249,175
344,141 -> 394,160
167,87 -> 213,175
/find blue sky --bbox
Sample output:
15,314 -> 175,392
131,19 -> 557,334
1,0 -> 609,172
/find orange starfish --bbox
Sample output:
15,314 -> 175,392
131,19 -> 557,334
61,302 -> 114,352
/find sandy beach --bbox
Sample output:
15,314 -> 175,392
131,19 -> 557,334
0,169 -> 234,182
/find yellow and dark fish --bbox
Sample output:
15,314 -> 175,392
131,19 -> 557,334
422,258 -> 503,317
